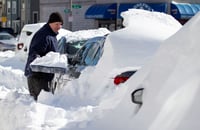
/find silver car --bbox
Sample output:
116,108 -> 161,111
0,32 -> 17,51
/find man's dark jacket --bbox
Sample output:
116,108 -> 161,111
24,24 -> 58,81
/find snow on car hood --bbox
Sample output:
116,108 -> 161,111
62,28 -> 110,42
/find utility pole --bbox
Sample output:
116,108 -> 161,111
10,0 -> 13,28
116,2 -> 119,30
69,0 -> 73,31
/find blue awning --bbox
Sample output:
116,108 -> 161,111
171,3 -> 200,19
118,3 -> 167,18
85,3 -> 117,19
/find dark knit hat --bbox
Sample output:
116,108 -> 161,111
48,12 -> 63,24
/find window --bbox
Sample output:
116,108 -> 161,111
33,11 -> 38,23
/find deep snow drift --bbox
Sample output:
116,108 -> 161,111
84,10 -> 200,130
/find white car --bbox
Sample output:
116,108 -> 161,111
16,23 -> 46,52
16,23 -> 71,60
110,10 -> 200,130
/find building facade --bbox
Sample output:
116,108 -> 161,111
1,0 -> 200,33
40,0 -> 96,31
0,0 -> 39,34
39,0 -> 200,31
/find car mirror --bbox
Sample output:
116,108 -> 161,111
131,88 -> 144,105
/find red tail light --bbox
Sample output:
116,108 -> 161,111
114,76 -> 129,85
17,43 -> 24,50
113,70 -> 137,85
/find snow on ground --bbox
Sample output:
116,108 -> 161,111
0,9 -> 182,130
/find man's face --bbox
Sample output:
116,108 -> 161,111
49,22 -> 62,33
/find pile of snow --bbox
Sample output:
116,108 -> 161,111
0,51 -> 15,59
121,9 -> 182,41
107,9 -> 182,68
30,52 -> 68,68
128,11 -> 200,130
85,10 -> 200,130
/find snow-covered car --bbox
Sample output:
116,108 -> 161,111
100,10 -> 200,130
75,9 -> 182,95
30,28 -> 110,82
0,32 -> 18,51
131,10 -> 200,111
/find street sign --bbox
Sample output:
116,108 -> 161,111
64,8 -> 70,13
72,4 -> 81,9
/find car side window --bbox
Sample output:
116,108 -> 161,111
57,37 -> 67,54
58,36 -> 106,67
80,36 -> 105,66
0,34 -> 12,40
68,40 -> 86,55
84,42 -> 100,65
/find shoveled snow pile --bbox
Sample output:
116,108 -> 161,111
30,52 -> 68,68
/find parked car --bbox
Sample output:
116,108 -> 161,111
0,27 -> 15,36
16,23 -> 46,52
108,10 -> 200,130
0,32 -> 18,51
98,9 -> 182,87
30,28 -> 110,81
15,22 -> 71,60
15,23 -> 46,61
